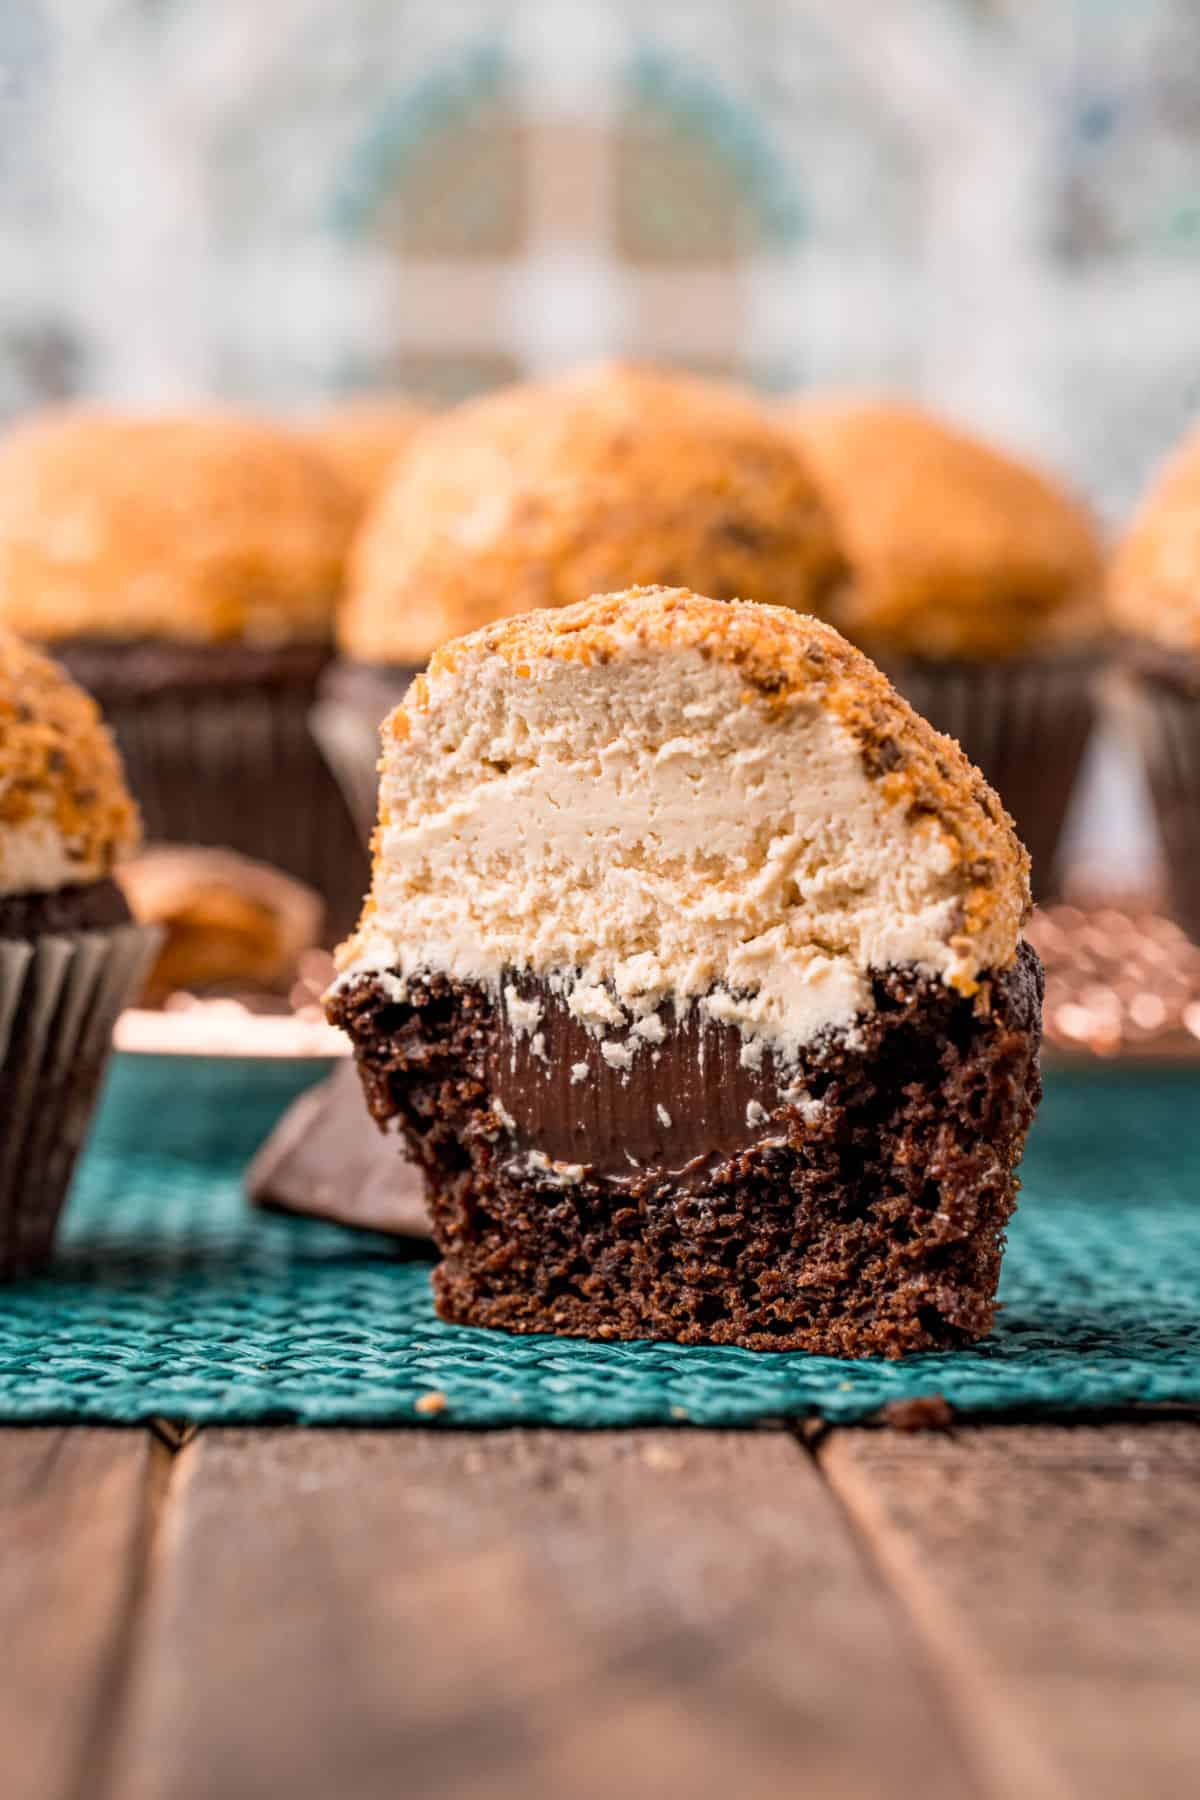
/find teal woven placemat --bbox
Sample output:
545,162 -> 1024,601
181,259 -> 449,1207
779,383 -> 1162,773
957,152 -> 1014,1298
1,1055 -> 1197,1426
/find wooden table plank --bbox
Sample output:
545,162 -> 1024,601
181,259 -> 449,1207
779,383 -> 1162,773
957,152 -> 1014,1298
822,1422 -> 1200,1800
0,1429 -> 164,1800
108,1427 -> 979,1800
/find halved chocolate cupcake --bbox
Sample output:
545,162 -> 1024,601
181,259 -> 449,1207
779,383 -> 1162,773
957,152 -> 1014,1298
0,631 -> 159,1275
317,363 -> 844,837
327,587 -> 1042,1358
786,399 -> 1107,901
0,410 -> 366,939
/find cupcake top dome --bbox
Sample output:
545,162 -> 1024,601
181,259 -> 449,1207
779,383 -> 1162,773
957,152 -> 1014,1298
299,395 -> 432,516
0,630 -> 139,895
786,398 -> 1104,660
1110,425 -> 1200,652
0,411 -> 356,646
338,362 -> 843,665
343,586 -> 1029,1063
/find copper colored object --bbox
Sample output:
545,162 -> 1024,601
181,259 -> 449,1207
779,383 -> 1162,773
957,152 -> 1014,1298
1029,902 -> 1200,1062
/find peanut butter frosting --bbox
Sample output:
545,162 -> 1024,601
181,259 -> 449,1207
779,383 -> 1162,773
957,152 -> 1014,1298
338,363 -> 842,664
300,396 -> 432,516
786,398 -> 1104,660
340,588 -> 1029,1065
0,411 -> 357,645
1110,424 -> 1200,653
0,629 -> 140,894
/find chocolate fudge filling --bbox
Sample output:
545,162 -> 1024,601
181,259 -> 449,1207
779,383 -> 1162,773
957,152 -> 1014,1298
328,942 -> 1043,1358
54,637 -> 331,699
490,978 -> 792,1182
0,878 -> 131,940
247,1060 -> 432,1239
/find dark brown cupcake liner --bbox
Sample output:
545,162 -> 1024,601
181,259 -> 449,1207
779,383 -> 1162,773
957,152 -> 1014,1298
310,696 -> 386,845
0,923 -> 161,1278
1116,665 -> 1200,944
311,661 -> 420,843
881,653 -> 1101,903
95,684 -> 370,946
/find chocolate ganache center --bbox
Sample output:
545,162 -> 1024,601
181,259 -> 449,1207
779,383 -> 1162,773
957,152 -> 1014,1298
487,976 -> 800,1183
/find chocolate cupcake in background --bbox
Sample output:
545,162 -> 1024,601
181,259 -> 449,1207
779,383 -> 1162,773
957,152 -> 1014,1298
298,395 -> 432,517
1110,428 -> 1200,943
786,399 -> 1106,902
0,410 -> 367,941
327,587 -> 1041,1357
317,362 -> 844,837
0,631 -> 159,1276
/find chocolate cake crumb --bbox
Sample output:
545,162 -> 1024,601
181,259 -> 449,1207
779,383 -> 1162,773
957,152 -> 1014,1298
879,1394 -> 955,1430
327,943 -> 1043,1360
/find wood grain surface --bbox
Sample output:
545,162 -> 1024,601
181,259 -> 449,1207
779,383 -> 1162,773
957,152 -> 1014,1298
5,1421 -> 1198,1800
0,1429 -> 165,1800
823,1423 -> 1200,1800
106,1428 -> 973,1800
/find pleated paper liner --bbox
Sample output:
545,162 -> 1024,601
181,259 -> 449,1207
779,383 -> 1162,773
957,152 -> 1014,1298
881,652 -> 1102,904
98,683 -> 369,945
311,661 -> 421,843
0,923 -> 161,1277
1116,667 -> 1200,948
310,697 -> 385,846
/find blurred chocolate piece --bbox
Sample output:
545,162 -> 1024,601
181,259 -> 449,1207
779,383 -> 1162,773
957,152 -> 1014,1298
488,977 -> 791,1182
246,1060 -> 430,1238
117,846 -> 324,1004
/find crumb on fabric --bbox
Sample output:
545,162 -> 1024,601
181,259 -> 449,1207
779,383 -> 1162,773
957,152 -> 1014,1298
879,1394 -> 954,1431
